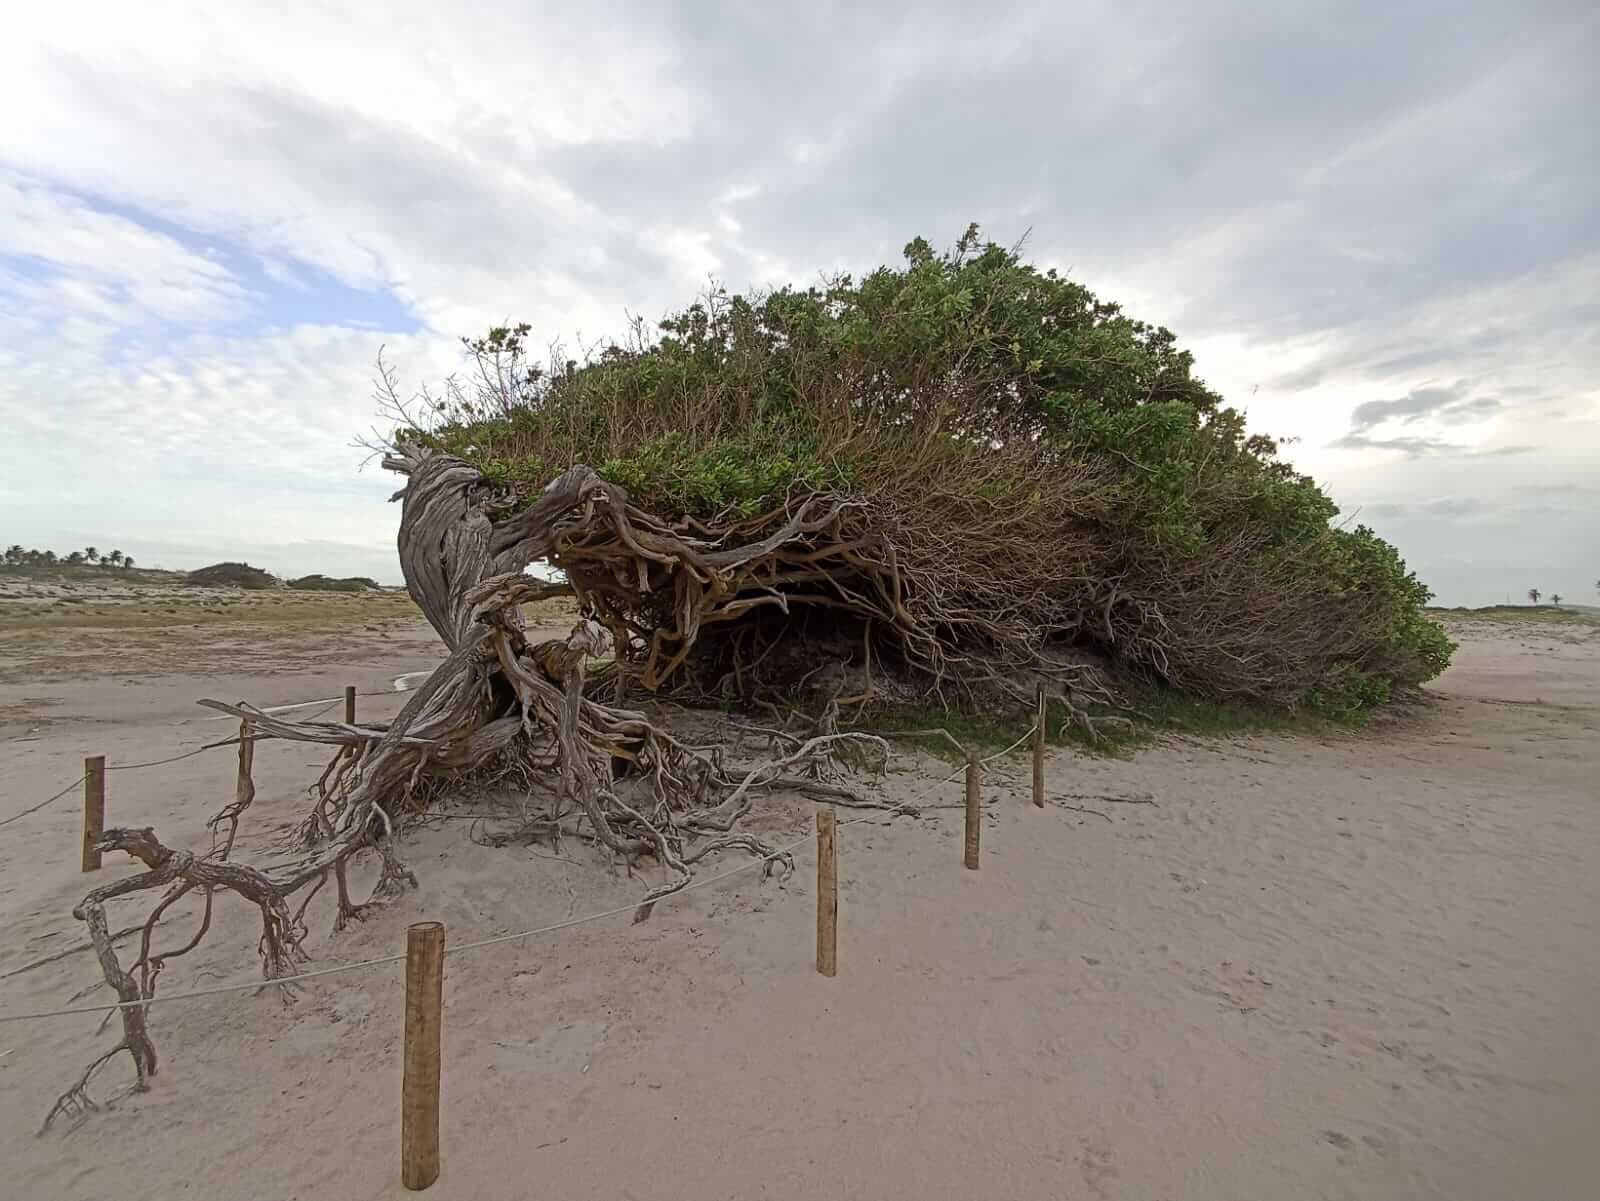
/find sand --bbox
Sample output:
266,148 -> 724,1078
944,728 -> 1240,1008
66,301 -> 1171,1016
0,606 -> 1596,1200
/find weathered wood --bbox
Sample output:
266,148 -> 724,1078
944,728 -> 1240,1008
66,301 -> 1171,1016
236,720 -> 255,812
402,920 -> 445,1190
50,449 -> 893,1119
1032,686 -> 1046,808
964,753 -> 981,870
81,756 -> 105,872
344,685 -> 357,725
816,805 -> 837,977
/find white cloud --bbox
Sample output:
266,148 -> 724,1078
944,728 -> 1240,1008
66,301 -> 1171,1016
0,1 -> 1595,600
0,172 -> 250,334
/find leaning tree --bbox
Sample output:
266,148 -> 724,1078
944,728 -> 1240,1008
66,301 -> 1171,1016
54,227 -> 1454,1122
51,441 -> 913,1123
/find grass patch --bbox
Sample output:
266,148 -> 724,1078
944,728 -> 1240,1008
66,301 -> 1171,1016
861,686 -> 1351,762
0,591 -> 421,633
1430,604 -> 1600,626
0,564 -> 185,586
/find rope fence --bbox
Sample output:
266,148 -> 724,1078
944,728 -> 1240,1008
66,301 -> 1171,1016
0,775 -> 91,830
0,681 -> 1066,1190
0,800 -> 916,1024
0,689 -> 384,829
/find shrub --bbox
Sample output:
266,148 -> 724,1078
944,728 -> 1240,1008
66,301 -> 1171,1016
397,226 -> 1452,711
287,574 -> 381,592
185,562 -> 280,590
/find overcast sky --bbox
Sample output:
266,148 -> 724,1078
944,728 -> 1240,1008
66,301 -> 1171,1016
2,2 -> 1595,605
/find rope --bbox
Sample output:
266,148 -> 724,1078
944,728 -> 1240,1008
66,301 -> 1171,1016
0,713 -> 1013,1022
1,695 -> 349,827
0,747 -> 238,829
106,747 -> 215,772
0,811 -> 896,1025
0,775 -> 88,829
925,720 -> 1041,785
980,725 -> 1038,766
196,686 -> 409,722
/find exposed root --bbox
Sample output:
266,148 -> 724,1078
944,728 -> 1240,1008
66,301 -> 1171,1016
46,827 -> 304,1130
55,451 -> 900,1123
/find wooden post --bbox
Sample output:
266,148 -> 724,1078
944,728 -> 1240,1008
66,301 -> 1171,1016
816,805 -> 837,977
402,921 -> 444,1191
237,719 -> 255,809
1032,686 -> 1046,808
964,752 -> 981,870
344,685 -> 358,725
81,755 -> 106,872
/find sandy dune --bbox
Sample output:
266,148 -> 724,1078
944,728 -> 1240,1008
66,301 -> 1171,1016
0,613 -> 1595,1200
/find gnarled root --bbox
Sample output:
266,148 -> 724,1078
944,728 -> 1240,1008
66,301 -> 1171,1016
49,451 -> 917,1125
45,827 -> 310,1130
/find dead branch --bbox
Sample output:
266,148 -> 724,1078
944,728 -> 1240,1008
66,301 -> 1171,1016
53,451 -> 897,1120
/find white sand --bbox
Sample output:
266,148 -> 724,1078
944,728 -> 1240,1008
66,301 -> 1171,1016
1,615 -> 1596,1200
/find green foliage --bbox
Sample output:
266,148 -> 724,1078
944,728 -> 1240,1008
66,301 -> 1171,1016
598,428 -> 850,516
1431,604 -> 1598,627
404,225 -> 1452,712
185,562 -> 279,590
2,545 -> 140,572
287,574 -> 381,592
865,687 -> 1347,763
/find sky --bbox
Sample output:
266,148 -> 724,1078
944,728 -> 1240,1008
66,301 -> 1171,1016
1,1 -> 1595,605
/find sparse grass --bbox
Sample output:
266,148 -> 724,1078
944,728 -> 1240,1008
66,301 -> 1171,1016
0,564 -> 184,586
519,596 -> 582,628
862,685 -> 1351,763
1430,604 -> 1600,627
0,592 -> 430,685
286,573 -> 382,592
0,589 -> 420,634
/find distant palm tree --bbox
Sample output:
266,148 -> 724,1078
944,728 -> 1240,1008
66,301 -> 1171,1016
106,549 -> 124,568
84,546 -> 99,564
41,550 -> 57,565
1527,588 -> 1541,604
66,550 -> 85,565
1551,593 -> 1562,605
3,544 -> 21,566
122,555 -> 136,570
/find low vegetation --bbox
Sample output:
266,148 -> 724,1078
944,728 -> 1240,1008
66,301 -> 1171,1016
183,562 -> 280,589
286,573 -> 382,592
3,544 -> 139,571
1432,604 -> 1600,626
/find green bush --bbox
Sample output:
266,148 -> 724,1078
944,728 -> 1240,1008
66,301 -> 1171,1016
405,226 -> 1452,711
185,562 -> 279,590
287,574 -> 381,592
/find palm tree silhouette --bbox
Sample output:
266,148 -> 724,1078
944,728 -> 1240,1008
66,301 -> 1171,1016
1527,588 -> 1541,604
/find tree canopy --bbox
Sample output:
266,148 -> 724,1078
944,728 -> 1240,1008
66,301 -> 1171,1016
400,226 -> 1452,713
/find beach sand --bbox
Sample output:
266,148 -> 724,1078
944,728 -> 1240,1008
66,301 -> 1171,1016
1,603 -> 1595,1200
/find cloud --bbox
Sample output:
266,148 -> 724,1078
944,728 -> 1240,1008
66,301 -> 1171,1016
1345,383 -> 1498,434
0,171 -> 253,352
1357,497 -> 1490,520
1330,432 -> 1456,456
1513,482 -> 1600,498
1328,432 -> 1538,458
1329,380 -> 1517,454
0,1 -> 1595,598
1341,484 -> 1600,606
